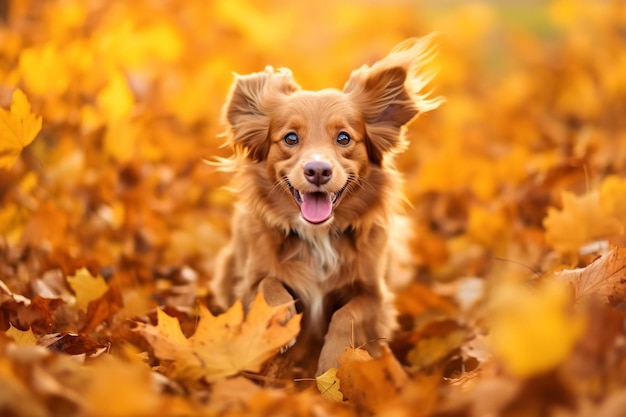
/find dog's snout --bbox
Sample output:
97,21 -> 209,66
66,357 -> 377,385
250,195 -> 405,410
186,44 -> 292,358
304,161 -> 332,185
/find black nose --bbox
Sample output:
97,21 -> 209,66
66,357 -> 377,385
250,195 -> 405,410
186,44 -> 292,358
304,161 -> 332,185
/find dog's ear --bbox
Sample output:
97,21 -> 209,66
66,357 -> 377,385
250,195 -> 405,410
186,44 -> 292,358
224,67 -> 299,161
344,36 -> 443,165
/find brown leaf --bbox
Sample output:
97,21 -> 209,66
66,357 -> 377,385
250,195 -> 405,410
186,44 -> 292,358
336,346 -> 409,414
555,248 -> 626,305
80,285 -> 123,333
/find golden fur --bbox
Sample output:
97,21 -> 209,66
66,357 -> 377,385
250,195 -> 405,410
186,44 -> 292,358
211,37 -> 442,375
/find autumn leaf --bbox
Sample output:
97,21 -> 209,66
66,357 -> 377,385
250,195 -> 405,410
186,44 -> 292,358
489,280 -> 585,377
5,325 -> 37,346
316,367 -> 343,402
555,248 -> 626,305
544,190 -> 622,256
336,346 -> 409,414
135,292 -> 301,382
0,89 -> 43,169
66,267 -> 109,311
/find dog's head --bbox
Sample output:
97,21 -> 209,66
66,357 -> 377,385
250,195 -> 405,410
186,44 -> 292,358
222,37 -> 442,228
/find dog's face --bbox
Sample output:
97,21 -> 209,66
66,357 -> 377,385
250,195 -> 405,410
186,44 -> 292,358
266,90 -> 368,224
222,38 -> 442,227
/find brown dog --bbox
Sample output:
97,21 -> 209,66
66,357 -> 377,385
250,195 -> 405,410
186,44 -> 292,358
211,37 -> 442,375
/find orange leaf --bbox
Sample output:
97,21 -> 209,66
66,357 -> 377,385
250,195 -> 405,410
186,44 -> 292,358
135,292 -> 301,382
336,346 -> 409,414
544,191 -> 621,256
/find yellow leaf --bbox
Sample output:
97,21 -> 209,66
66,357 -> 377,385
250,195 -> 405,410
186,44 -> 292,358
5,325 -> 37,346
136,292 -> 301,382
467,205 -> 508,250
18,43 -> 71,96
544,190 -> 622,256
316,367 -> 343,402
84,355 -> 160,417
103,119 -> 138,162
490,280 -> 585,377
407,329 -> 466,369
67,268 -> 109,311
600,175 -> 626,226
555,248 -> 626,305
97,70 -> 135,124
0,89 -> 43,169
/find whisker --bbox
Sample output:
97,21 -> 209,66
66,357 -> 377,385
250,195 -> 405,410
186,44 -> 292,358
269,176 -> 289,198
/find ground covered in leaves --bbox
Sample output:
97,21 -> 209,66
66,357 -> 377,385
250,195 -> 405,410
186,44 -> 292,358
2,0 -> 626,416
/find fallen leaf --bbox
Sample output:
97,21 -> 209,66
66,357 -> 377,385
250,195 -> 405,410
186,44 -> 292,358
136,292 -> 301,383
316,367 -> 343,402
67,268 -> 108,311
555,248 -> 626,305
0,89 -> 43,169
83,355 -> 161,417
489,280 -> 585,377
5,325 -> 37,346
544,191 -> 622,256
336,346 -> 409,414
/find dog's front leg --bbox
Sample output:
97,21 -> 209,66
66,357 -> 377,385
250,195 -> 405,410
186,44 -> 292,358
316,291 -> 393,375
258,277 -> 297,318
257,277 -> 298,352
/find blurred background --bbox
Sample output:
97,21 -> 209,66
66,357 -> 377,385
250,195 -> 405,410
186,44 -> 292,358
0,0 -> 625,292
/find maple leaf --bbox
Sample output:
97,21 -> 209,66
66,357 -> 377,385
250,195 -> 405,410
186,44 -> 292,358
555,248 -> 626,305
66,267 -> 108,311
0,89 -> 43,169
135,292 -> 301,383
544,190 -> 622,256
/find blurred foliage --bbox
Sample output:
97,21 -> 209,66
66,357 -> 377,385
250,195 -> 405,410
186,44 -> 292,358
1,0 -> 626,416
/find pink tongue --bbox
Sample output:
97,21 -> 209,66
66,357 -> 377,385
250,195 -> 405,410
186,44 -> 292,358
301,192 -> 332,224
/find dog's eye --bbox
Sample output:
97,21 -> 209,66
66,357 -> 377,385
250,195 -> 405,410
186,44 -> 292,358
336,132 -> 351,146
284,132 -> 299,146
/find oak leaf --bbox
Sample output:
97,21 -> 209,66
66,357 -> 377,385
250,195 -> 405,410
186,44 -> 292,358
0,89 -> 43,169
555,248 -> 626,305
135,292 -> 301,382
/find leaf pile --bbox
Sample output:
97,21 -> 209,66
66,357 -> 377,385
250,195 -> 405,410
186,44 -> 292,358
2,0 -> 626,416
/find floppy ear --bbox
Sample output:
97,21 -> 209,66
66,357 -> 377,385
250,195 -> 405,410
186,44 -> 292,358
224,67 -> 300,161
344,36 -> 443,165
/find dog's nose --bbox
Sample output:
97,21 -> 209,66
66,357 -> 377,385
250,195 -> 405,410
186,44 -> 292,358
304,161 -> 332,185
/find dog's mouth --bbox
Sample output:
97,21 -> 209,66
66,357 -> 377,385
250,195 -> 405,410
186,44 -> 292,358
286,181 -> 348,224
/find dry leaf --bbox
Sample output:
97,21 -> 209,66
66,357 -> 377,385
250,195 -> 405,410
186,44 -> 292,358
555,248 -> 626,305
336,346 -> 409,414
316,367 -> 343,402
136,292 -> 301,382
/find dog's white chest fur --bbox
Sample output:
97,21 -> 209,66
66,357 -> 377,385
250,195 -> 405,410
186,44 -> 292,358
292,222 -> 339,276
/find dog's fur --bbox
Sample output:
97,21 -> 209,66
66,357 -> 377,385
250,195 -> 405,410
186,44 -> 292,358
211,37 -> 442,375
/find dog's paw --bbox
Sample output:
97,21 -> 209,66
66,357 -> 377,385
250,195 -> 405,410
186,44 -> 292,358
280,336 -> 297,354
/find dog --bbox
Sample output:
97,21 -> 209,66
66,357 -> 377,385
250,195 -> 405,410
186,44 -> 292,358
210,37 -> 442,376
